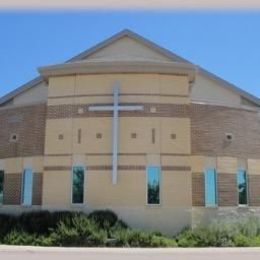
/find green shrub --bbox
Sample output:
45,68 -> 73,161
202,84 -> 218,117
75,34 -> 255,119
176,217 -> 260,247
176,223 -> 236,247
88,210 -> 118,230
233,234 -> 251,247
112,228 -> 176,247
150,236 -> 177,247
52,214 -> 107,246
3,230 -> 37,245
0,214 -> 17,239
19,211 -> 54,234
0,210 -> 82,238
3,210 -> 260,248
2,229 -> 55,246
176,229 -> 197,247
249,236 -> 260,246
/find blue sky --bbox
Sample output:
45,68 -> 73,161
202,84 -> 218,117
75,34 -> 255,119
0,11 -> 260,98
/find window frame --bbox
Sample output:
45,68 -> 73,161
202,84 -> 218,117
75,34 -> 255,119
146,165 -> 161,206
237,168 -> 249,207
21,168 -> 33,206
204,167 -> 218,208
71,165 -> 85,205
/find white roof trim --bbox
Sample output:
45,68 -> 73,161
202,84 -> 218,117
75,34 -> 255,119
39,60 -> 196,82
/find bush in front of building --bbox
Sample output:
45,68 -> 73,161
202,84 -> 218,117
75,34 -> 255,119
175,216 -> 260,247
50,214 -> 107,247
0,210 -> 177,247
1,210 -> 260,247
88,209 -> 119,230
111,227 -> 177,247
3,229 -> 56,246
0,210 -> 77,238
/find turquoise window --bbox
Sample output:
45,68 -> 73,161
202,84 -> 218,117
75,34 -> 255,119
0,170 -> 4,204
22,169 -> 33,206
204,168 -> 217,207
237,170 -> 248,205
72,166 -> 85,204
147,166 -> 160,205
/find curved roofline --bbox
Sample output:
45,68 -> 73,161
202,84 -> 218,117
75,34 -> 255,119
1,29 -> 259,106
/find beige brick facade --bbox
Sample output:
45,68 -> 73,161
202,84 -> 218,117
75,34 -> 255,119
0,31 -> 260,234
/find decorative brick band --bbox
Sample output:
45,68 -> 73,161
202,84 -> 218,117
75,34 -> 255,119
217,173 -> 238,206
162,166 -> 191,171
248,175 -> 260,206
3,173 -> 22,205
3,172 -> 43,206
44,165 -> 190,172
47,103 -> 190,119
192,172 -> 205,206
44,166 -> 71,171
88,165 -> 146,171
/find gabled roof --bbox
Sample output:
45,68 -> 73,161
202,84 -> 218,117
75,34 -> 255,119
1,29 -> 259,106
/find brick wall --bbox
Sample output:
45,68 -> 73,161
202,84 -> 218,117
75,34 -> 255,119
191,172 -> 260,207
217,173 -> 237,206
192,172 -> 238,207
249,175 -> 260,206
191,104 -> 260,159
3,172 -> 43,205
3,173 -> 22,205
47,103 -> 190,119
47,102 -> 260,158
192,172 -> 205,206
0,104 -> 46,159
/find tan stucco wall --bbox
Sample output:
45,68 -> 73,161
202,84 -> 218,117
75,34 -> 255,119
13,82 -> 48,106
191,155 -> 252,174
191,73 -> 241,107
42,170 -> 71,206
85,36 -> 173,62
42,167 -> 192,235
1,156 -> 44,174
47,73 -> 190,105
42,72 -> 192,234
45,117 -> 190,155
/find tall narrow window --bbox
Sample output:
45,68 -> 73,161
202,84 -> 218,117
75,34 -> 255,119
22,169 -> 33,206
147,166 -> 160,205
237,169 -> 248,206
204,168 -> 217,207
0,170 -> 4,204
72,166 -> 85,204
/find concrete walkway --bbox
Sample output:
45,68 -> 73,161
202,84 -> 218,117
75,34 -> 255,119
1,246 -> 260,260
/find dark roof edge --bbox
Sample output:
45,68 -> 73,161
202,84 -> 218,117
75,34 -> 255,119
0,76 -> 43,106
198,67 -> 260,106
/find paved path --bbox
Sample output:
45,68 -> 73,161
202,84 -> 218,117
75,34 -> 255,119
1,246 -> 260,260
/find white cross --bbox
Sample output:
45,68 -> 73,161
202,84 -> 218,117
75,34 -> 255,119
88,82 -> 144,184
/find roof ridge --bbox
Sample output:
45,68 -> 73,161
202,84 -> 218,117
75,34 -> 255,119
0,29 -> 259,106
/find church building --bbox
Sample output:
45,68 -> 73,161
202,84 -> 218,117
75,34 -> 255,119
0,29 -> 260,234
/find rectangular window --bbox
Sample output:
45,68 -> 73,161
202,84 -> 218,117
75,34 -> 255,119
0,170 -> 4,204
72,166 -> 85,204
237,169 -> 248,206
147,166 -> 160,205
22,169 -> 33,206
204,168 -> 217,207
